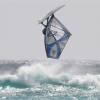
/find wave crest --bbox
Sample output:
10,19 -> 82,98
0,62 -> 100,90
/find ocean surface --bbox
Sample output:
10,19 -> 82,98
0,60 -> 100,100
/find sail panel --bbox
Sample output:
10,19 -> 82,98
44,16 -> 71,59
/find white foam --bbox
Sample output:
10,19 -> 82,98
0,62 -> 100,88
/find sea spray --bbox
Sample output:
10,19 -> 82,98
0,60 -> 100,100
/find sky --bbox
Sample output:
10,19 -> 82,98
0,0 -> 100,60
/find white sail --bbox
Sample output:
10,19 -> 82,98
44,16 -> 71,59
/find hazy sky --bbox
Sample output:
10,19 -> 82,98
0,0 -> 100,60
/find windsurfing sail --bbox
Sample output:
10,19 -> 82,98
39,5 -> 72,59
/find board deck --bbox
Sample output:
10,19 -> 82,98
39,5 -> 65,24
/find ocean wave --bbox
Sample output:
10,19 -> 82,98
0,62 -> 100,90
0,61 -> 100,99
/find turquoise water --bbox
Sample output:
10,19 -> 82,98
0,60 -> 100,100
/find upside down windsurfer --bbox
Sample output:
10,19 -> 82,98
41,18 -> 48,35
41,15 -> 54,36
42,25 -> 47,35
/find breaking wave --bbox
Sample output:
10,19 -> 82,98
0,61 -> 100,88
0,61 -> 100,99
